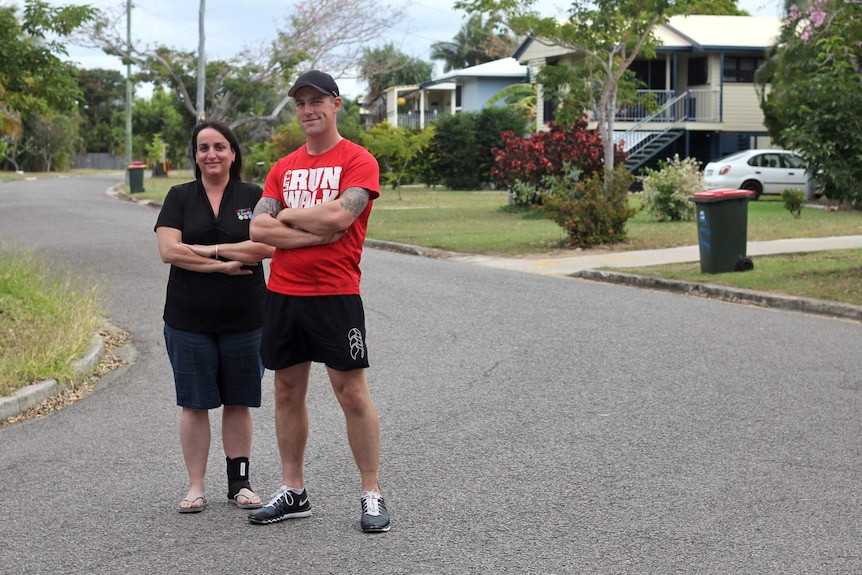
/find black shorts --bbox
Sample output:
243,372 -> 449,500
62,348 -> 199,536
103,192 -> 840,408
261,293 -> 370,372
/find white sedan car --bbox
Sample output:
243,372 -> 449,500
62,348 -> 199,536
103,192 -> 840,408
702,149 -> 811,200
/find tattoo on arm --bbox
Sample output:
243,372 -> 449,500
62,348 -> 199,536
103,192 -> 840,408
253,197 -> 282,218
340,187 -> 370,218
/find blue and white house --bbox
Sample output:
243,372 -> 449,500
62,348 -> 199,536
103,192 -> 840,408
384,57 -> 529,129
514,15 -> 783,170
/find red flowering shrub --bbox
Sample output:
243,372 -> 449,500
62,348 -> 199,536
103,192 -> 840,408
491,117 -> 627,198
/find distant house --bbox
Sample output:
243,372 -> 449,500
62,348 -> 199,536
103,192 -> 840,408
383,57 -> 529,130
514,15 -> 783,170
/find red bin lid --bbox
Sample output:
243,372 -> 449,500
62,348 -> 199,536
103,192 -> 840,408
693,189 -> 755,199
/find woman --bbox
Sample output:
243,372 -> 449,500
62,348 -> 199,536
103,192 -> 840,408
155,120 -> 274,513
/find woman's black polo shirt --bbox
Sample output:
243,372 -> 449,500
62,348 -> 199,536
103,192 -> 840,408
155,179 -> 266,333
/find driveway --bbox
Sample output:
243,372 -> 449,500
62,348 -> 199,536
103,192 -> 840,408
1,175 -> 861,574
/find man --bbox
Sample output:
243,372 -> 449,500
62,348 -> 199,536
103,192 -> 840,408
247,70 -> 390,533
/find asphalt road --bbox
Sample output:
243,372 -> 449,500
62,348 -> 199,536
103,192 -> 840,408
1,175 -> 861,574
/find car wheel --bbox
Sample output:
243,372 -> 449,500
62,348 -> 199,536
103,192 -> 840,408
740,180 -> 763,201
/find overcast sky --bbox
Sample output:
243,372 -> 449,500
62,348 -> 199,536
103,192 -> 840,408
36,0 -> 783,98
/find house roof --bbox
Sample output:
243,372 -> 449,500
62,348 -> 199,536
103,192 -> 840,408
420,57 -> 528,89
660,15 -> 783,51
514,15 -> 783,59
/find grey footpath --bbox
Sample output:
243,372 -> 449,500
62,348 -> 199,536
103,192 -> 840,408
4,185 -> 861,422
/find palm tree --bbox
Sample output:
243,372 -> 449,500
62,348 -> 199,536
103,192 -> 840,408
430,15 -> 519,72
485,83 -> 537,131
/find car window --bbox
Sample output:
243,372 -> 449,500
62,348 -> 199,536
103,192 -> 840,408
762,154 -> 780,168
782,154 -> 806,169
722,151 -> 749,162
748,154 -> 776,168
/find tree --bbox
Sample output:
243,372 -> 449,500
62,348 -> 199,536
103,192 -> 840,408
0,87 -> 23,144
0,1 -> 97,118
757,0 -> 862,206
453,0 -> 736,186
359,44 -> 433,125
77,68 -> 127,154
430,14 -> 520,72
131,87 -> 190,167
0,0 -> 97,170
24,112 -> 80,172
362,122 -> 435,193
689,0 -> 746,15
83,0 -> 404,129
131,50 -> 285,133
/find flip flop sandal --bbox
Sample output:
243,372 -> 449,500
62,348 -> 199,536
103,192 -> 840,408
178,496 -> 208,514
232,489 -> 263,509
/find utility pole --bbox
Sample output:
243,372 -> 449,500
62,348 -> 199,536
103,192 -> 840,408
196,0 -> 206,122
124,0 -> 133,176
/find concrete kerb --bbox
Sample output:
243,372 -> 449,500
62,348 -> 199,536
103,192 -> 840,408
363,238 -> 461,260
0,330 -> 107,422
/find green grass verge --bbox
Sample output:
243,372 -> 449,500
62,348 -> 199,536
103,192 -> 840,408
128,170 -> 196,201
0,249 -> 103,397
368,189 -> 862,255
610,249 -> 862,306
126,179 -> 862,254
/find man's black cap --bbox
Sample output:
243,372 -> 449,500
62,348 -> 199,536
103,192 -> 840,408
288,70 -> 340,98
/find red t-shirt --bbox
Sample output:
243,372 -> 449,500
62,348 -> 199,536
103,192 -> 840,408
262,138 -> 380,296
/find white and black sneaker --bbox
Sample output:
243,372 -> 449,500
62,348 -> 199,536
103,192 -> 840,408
360,490 -> 391,533
248,486 -> 311,525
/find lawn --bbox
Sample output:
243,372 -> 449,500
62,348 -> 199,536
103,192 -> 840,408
129,176 -> 862,255
367,187 -> 862,256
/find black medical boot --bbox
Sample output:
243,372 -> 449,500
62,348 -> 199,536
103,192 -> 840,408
226,456 -> 262,509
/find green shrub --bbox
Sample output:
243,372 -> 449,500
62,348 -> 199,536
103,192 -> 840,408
429,113 -> 478,189
244,140 -> 276,183
640,154 -> 702,222
541,164 -> 637,247
781,188 -> 805,218
510,178 -> 547,206
428,107 -> 526,190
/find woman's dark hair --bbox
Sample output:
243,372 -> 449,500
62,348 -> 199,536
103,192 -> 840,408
189,120 -> 243,181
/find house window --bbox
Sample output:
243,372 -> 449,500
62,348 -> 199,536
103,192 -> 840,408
455,85 -> 462,108
723,57 -> 761,83
687,58 -> 708,86
543,98 -> 556,124
630,59 -> 667,90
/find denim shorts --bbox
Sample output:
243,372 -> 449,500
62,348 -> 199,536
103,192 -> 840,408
164,324 -> 264,410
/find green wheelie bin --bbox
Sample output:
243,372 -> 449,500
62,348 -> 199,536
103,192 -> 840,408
127,161 -> 146,193
690,189 -> 755,274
